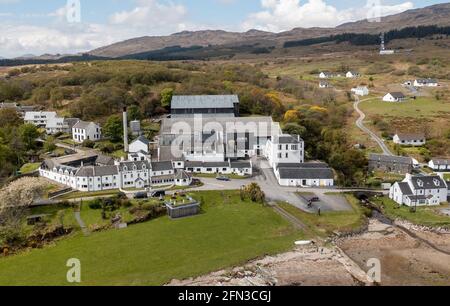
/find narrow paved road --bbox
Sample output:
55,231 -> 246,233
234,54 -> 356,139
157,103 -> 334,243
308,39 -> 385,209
354,95 -> 393,156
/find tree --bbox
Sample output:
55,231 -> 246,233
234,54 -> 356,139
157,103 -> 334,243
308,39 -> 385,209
0,177 -> 48,247
103,115 -> 123,143
283,122 -> 306,137
283,110 -> 301,123
241,183 -> 266,203
43,136 -> 56,152
127,105 -> 141,121
19,123 -> 39,151
160,88 -> 174,108
0,109 -> 22,128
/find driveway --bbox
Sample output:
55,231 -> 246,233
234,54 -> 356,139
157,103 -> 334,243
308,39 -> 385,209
354,95 -> 393,156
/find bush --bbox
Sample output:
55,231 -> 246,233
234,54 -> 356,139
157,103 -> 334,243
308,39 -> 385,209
88,199 -> 102,210
82,139 -> 95,148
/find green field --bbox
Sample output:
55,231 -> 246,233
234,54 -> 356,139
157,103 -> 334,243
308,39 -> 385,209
372,197 -> 450,228
19,163 -> 41,174
0,191 -> 300,286
278,194 -> 369,236
359,97 -> 450,118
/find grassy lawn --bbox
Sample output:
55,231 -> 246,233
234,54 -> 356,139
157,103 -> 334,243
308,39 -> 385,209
19,163 -> 41,174
359,97 -> 450,118
58,189 -> 120,200
444,173 -> 450,180
279,194 -> 369,237
194,173 -> 250,180
371,197 -> 450,228
0,190 -> 301,285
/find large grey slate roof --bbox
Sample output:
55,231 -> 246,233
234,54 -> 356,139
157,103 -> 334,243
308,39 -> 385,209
431,159 -> 450,165
118,161 -> 150,171
389,92 -> 406,99
276,162 -> 329,169
410,176 -> 446,190
369,154 -> 413,165
230,161 -> 252,169
273,134 -> 302,144
397,182 -> 413,195
396,133 -> 425,141
151,161 -> 173,172
93,166 -> 118,176
278,168 -> 334,180
171,95 -> 239,109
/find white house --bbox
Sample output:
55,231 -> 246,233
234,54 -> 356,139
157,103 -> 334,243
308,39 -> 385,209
428,159 -> 450,172
393,133 -> 426,146
383,92 -> 406,102
264,134 -> 305,168
389,174 -> 448,207
319,72 -> 334,79
174,170 -> 192,187
319,81 -> 331,88
24,111 -> 57,127
351,86 -> 369,96
45,117 -> 79,135
72,121 -> 101,143
129,136 -> 150,154
414,78 -> 438,87
346,71 -> 360,78
274,163 -> 334,187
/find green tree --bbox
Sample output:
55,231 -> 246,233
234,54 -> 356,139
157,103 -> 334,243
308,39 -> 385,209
0,109 -> 22,128
103,115 -> 123,143
44,136 -> 56,152
160,88 -> 174,108
19,123 -> 39,151
127,105 -> 141,121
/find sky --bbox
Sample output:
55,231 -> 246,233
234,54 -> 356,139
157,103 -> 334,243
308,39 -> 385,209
0,0 -> 447,58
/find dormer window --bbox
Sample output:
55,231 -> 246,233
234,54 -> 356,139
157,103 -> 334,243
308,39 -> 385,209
123,166 -> 128,171
433,179 -> 440,187
417,179 -> 424,187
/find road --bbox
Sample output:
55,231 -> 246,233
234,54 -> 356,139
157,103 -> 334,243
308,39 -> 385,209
353,95 -> 393,156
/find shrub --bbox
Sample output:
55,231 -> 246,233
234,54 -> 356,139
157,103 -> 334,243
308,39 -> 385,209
82,139 -> 95,148
88,199 -> 102,210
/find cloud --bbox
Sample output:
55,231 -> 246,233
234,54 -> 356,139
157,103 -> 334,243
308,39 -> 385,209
110,0 -> 187,32
242,0 -> 414,32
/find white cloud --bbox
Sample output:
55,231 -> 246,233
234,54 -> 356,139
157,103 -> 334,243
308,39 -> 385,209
110,0 -> 187,31
242,0 -> 414,32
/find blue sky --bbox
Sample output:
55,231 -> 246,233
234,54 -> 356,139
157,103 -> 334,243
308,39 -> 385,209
0,0 -> 447,57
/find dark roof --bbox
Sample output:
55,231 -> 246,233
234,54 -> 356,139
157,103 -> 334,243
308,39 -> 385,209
389,92 -> 406,99
132,135 -> 150,145
75,166 -> 94,177
431,159 -> 450,165
273,134 -> 302,144
410,176 -> 446,190
73,120 -> 98,129
397,182 -> 413,195
276,162 -> 329,169
171,95 -> 239,109
416,78 -> 437,84
118,161 -> 150,171
96,155 -> 115,166
396,133 -> 425,141
230,161 -> 251,169
278,168 -> 334,180
369,154 -> 413,164
93,166 -> 118,176
175,170 -> 191,180
151,161 -> 173,172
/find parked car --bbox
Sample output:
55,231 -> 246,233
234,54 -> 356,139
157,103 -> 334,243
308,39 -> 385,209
151,190 -> 166,198
216,175 -> 230,181
134,192 -> 148,199
310,196 -> 320,202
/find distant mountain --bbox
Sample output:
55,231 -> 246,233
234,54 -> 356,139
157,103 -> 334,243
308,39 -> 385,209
89,3 -> 450,58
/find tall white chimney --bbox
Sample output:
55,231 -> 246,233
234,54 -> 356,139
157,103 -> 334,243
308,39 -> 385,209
123,107 -> 129,153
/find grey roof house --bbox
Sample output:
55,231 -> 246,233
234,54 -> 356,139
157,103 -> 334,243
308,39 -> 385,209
171,95 -> 240,118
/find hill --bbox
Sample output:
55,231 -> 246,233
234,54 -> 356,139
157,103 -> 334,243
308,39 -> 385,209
89,3 -> 450,58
